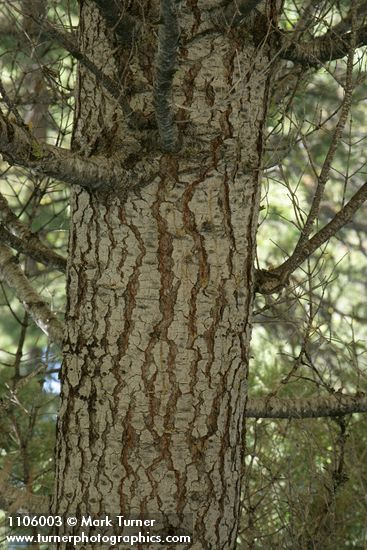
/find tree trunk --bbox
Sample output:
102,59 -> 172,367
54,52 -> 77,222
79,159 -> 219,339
52,1 -> 274,547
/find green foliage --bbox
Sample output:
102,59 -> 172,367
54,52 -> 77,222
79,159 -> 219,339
244,6 -> 367,543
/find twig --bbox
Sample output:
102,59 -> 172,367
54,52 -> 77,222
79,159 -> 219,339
255,180 -> 367,293
277,29 -> 356,280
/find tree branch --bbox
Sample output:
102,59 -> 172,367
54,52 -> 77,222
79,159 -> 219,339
0,242 -> 63,346
39,20 -> 123,103
0,116 -> 155,194
224,0 -> 263,24
255,181 -> 367,293
256,39 -> 355,295
14,15 -> 152,130
0,225 -> 66,273
153,0 -> 180,152
0,193 -> 66,273
293,40 -> 354,244
245,393 -> 367,419
0,364 -> 48,415
280,181 -> 367,276
280,25 -> 367,65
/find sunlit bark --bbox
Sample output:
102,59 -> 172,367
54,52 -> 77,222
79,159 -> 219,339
52,1 -> 275,547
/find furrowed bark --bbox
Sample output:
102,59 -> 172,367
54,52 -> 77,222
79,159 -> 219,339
39,19 -> 124,103
52,1 -> 276,547
93,0 -> 140,48
21,16 -> 148,129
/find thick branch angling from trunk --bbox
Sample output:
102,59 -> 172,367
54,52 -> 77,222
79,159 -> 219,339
0,192 -> 66,272
0,116 -> 156,193
0,242 -> 63,346
245,393 -> 367,418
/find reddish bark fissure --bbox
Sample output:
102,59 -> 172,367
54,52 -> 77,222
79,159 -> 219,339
53,2 -> 273,547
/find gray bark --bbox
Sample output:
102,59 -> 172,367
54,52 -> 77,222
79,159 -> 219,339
51,1 -> 276,547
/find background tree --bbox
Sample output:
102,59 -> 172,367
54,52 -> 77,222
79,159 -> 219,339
0,1 -> 366,548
